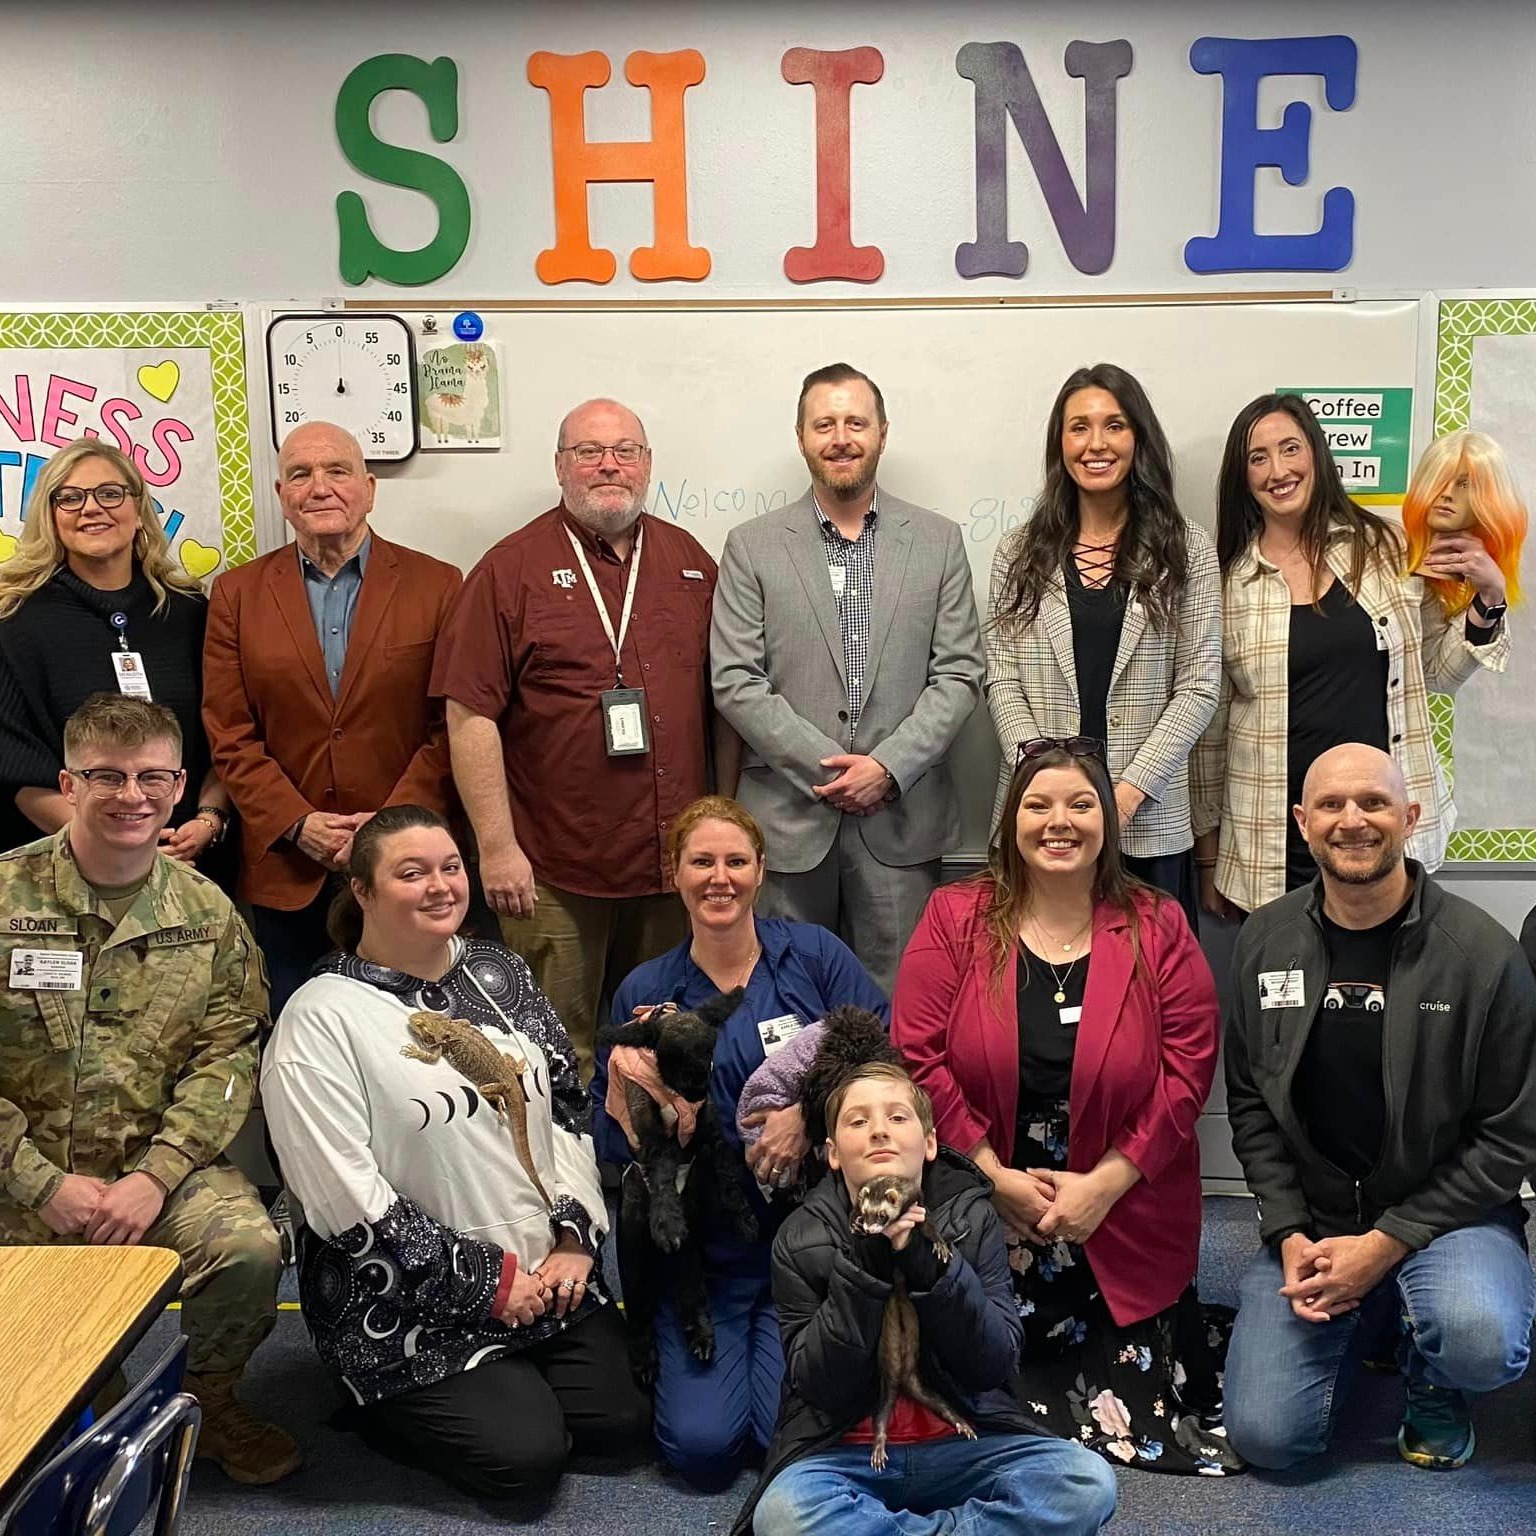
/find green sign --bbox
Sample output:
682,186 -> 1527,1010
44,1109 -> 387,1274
1276,387 -> 1413,497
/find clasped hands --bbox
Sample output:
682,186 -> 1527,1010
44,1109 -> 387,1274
1278,1230 -> 1409,1324
39,1170 -> 166,1246
993,1165 -> 1117,1248
297,810 -> 374,870
496,1234 -> 594,1327
813,754 -> 891,817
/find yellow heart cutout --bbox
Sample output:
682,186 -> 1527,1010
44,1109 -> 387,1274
0,532 -> 16,565
137,360 -> 180,403
178,539 -> 221,580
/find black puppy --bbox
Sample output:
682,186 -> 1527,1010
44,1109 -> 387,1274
601,988 -> 758,1378
800,1004 -> 901,1151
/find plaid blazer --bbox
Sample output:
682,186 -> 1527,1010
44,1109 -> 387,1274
984,519 -> 1222,858
1190,532 -> 1510,912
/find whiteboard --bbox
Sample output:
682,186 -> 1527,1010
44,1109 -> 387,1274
255,297 -> 1424,858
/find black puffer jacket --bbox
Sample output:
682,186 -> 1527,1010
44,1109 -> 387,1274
731,1147 -> 1037,1536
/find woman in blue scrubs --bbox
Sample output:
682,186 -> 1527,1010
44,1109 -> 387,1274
591,795 -> 887,1489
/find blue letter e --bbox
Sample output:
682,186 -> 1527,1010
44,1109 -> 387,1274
1184,36 -> 1356,274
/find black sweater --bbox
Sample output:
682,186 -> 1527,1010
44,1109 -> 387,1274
0,566 -> 213,851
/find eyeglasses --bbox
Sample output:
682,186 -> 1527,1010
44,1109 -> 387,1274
68,767 -> 185,799
560,440 -> 648,467
51,484 -> 131,512
1017,736 -> 1106,764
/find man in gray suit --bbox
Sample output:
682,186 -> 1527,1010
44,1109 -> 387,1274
711,363 -> 984,992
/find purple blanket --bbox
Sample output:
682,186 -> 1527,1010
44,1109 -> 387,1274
736,1020 -> 826,1148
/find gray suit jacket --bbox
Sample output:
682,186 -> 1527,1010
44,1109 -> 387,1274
711,489 -> 984,872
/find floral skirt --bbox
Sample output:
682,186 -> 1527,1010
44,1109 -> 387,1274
1009,1099 -> 1244,1475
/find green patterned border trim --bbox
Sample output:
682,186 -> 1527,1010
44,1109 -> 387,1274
1434,298 -> 1536,861
0,311 -> 255,568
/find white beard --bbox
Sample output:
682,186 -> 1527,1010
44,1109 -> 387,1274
564,485 -> 646,539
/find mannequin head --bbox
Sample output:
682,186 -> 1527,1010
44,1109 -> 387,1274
1402,430 -> 1526,615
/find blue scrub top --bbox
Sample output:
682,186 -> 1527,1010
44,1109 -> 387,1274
593,917 -> 889,1264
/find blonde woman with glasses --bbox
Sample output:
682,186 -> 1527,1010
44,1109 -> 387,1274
0,440 -> 232,868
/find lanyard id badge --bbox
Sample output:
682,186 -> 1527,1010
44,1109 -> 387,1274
565,524 -> 652,758
108,610 -> 152,699
601,688 -> 651,755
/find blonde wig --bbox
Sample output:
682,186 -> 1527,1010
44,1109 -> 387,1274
0,440 -> 204,622
1402,431 -> 1527,617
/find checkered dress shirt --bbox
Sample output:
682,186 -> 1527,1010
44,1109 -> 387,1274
1190,531 -> 1509,912
814,495 -> 878,730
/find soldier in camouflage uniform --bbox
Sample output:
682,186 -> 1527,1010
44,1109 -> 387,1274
0,694 -> 300,1485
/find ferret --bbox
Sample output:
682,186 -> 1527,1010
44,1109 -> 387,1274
851,1173 -> 978,1470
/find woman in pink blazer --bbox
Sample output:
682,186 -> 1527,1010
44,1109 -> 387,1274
892,738 -> 1240,1474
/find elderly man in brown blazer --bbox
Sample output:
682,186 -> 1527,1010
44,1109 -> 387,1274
203,421 -> 461,1015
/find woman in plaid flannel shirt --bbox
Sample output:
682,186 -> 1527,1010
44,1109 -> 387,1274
1192,394 -> 1509,918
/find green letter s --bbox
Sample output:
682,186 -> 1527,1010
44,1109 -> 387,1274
335,55 -> 471,286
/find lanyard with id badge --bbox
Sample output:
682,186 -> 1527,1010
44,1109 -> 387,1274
108,610 -> 153,700
564,524 -> 649,756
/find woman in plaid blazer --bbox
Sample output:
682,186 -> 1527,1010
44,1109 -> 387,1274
1191,394 -> 1509,918
986,365 -> 1223,929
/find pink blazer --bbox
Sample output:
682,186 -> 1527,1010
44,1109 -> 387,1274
892,879 -> 1218,1326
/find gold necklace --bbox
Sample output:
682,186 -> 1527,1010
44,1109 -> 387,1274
1023,910 -> 1092,956
1042,952 -> 1080,1007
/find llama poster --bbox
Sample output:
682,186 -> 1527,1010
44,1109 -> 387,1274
418,340 -> 501,450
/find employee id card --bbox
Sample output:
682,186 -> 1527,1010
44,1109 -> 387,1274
10,948 -> 84,990
112,650 -> 153,699
601,687 -> 651,756
1258,969 -> 1306,1009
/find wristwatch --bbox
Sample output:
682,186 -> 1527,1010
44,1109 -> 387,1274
1471,591 -> 1507,626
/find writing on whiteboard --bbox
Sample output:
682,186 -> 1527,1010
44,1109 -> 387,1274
648,478 -> 792,522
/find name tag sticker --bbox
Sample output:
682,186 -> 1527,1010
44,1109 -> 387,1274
111,651 -> 153,699
829,565 -> 847,598
756,1013 -> 804,1057
1058,1005 -> 1083,1025
1258,969 -> 1306,1010
10,948 -> 84,991
682,569 -> 705,581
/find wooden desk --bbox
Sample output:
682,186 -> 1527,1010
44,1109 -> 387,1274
0,1245 -> 182,1499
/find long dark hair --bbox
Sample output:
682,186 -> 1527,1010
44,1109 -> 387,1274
326,805 -> 455,949
993,363 -> 1188,631
977,746 -> 1152,986
1215,393 -> 1401,598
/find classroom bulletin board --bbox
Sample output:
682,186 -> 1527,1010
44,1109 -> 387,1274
0,309 -> 256,580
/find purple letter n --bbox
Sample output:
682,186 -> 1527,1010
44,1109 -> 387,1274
955,40 -> 1133,279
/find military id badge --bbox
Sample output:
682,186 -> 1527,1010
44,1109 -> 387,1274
601,687 -> 650,756
10,948 -> 84,990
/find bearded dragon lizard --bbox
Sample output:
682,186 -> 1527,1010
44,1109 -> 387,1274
402,1010 -> 553,1209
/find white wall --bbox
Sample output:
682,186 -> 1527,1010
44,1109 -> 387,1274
4,0 -> 1536,302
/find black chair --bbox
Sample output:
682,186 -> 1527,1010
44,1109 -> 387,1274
1,1334 -> 200,1536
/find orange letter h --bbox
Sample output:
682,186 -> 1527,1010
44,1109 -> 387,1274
528,50 -> 711,284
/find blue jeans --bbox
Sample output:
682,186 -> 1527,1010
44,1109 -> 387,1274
1224,1210 -> 1534,1469
653,1267 -> 784,1490
752,1433 -> 1117,1536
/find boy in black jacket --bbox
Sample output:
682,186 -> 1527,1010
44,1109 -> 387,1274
735,1062 -> 1116,1535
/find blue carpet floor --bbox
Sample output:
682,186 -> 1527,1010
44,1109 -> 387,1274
125,1197 -> 1536,1535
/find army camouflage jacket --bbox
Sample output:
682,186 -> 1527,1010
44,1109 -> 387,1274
0,829 -> 268,1213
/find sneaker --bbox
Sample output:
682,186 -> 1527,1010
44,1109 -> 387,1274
184,1370 -> 303,1485
1397,1381 -> 1475,1470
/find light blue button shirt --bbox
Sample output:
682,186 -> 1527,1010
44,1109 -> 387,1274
299,535 -> 371,696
